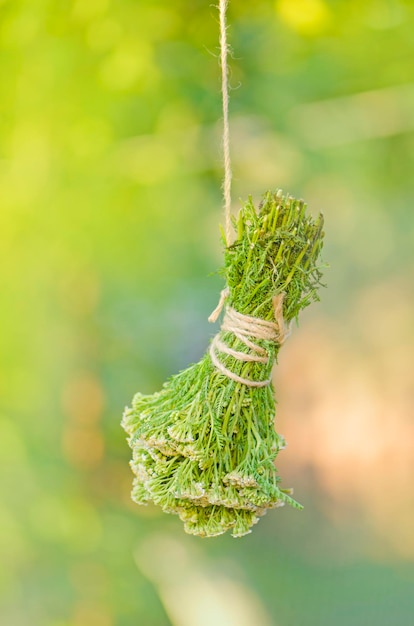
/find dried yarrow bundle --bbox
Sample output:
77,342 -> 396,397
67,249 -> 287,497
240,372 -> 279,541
122,190 -> 325,537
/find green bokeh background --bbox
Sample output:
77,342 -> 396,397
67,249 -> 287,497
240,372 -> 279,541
1,1 -> 414,624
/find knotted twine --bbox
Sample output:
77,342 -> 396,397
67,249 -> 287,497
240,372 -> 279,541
209,288 -> 291,387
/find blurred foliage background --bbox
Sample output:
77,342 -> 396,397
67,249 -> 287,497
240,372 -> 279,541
1,0 -> 414,624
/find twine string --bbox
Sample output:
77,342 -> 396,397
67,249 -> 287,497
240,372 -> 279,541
209,292 -> 291,387
219,0 -> 232,246
213,3 -> 288,387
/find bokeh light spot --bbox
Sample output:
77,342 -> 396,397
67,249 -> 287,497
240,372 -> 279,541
62,371 -> 105,425
67,117 -> 113,160
0,11 -> 40,47
276,0 -> 331,34
58,266 -> 101,318
69,560 -> 110,599
72,603 -> 113,626
72,0 -> 110,23
86,19 -> 123,51
99,41 -> 154,91
62,425 -> 105,470
363,0 -> 406,30
9,123 -> 51,200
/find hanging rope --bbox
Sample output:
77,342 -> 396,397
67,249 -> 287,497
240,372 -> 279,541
219,0 -> 232,246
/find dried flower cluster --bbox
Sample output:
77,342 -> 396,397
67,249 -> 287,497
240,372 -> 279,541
122,191 -> 325,537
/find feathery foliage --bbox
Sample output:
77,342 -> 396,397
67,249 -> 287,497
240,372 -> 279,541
122,190 -> 325,537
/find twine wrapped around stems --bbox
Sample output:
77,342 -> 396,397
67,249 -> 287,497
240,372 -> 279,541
209,292 -> 291,387
122,191 -> 325,538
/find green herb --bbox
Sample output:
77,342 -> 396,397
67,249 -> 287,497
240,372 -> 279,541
122,190 -> 325,538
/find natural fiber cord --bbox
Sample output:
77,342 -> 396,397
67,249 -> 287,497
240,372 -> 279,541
209,293 -> 290,387
122,192 -> 325,537
219,0 -> 232,245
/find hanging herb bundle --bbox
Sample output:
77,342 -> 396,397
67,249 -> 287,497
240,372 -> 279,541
122,190 -> 324,537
